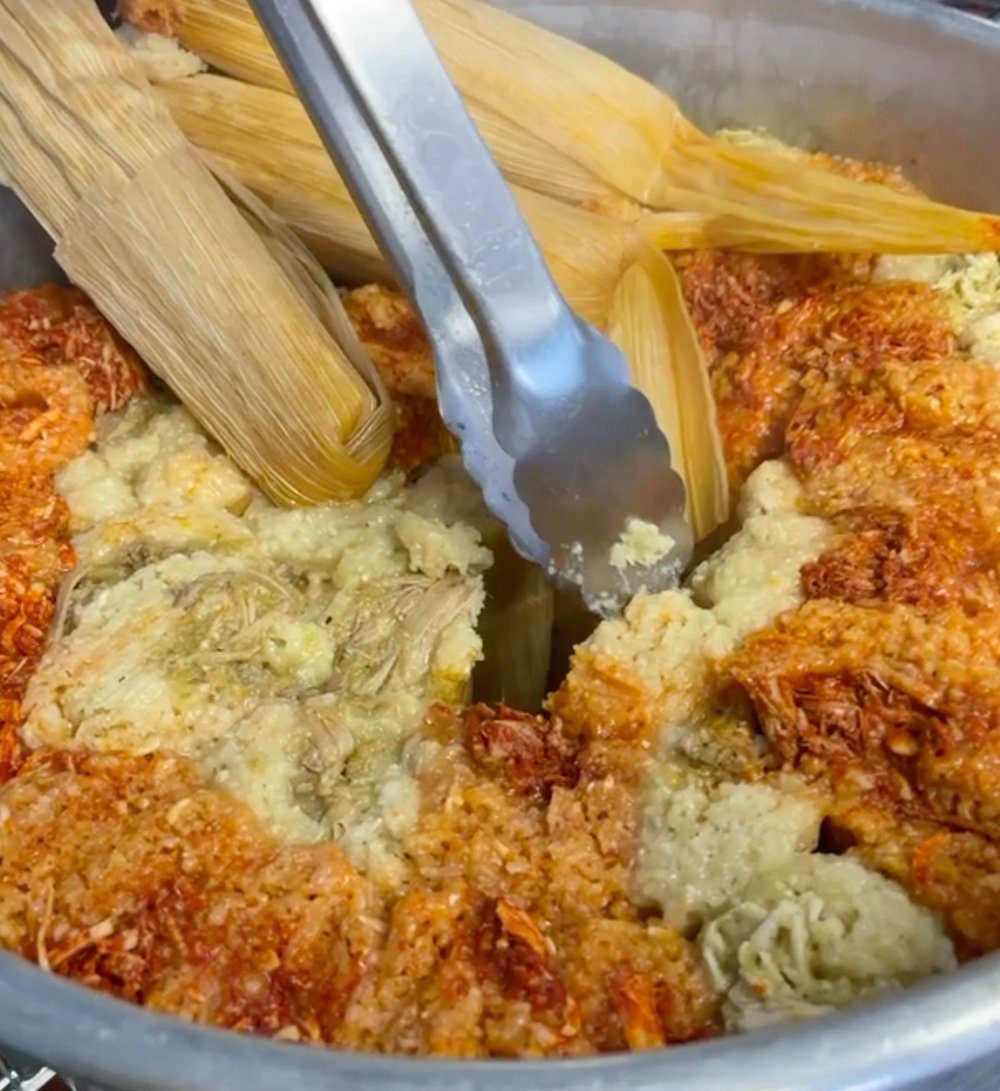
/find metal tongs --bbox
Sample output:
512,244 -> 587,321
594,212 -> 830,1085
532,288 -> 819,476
248,0 -> 692,615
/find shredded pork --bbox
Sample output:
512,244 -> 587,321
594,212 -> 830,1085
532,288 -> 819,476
0,702 -> 717,1055
681,242 -> 1000,960
3,133 -> 1000,1052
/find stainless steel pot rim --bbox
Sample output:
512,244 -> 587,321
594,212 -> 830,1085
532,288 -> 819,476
2,0 -> 999,1087
873,0 -> 1000,26
4,946 -> 1000,1091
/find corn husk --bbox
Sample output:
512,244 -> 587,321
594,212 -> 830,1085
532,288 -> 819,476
155,72 -> 724,535
125,0 -> 1000,253
0,0 -> 392,504
414,0 -> 670,205
155,74 -> 639,327
473,530 -> 554,712
606,250 -> 728,541
120,8 -> 727,541
212,166 -> 390,418
158,73 -> 391,283
416,0 -> 1000,253
126,0 -> 618,206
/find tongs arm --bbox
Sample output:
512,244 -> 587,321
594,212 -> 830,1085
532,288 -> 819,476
247,0 -> 583,458
247,0 -> 693,613
248,0 -> 550,562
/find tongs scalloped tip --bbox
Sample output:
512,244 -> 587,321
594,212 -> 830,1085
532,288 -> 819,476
247,0 -> 693,616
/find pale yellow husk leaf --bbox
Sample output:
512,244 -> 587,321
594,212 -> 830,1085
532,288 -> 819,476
606,250 -> 728,541
124,0 -> 1000,252
155,73 -> 638,326
130,0 -> 619,206
415,0 -> 1000,253
154,72 -> 724,533
0,0 -> 392,504
122,3 -> 728,540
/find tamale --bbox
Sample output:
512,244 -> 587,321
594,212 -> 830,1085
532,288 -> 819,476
123,0 -> 620,207
124,0 -> 1000,254
121,14 -> 727,539
153,73 -> 725,537
415,0 -> 1000,254
606,250 -> 728,540
0,0 -> 392,505
154,74 -> 639,327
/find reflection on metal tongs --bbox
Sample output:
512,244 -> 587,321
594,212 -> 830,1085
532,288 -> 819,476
247,0 -> 692,616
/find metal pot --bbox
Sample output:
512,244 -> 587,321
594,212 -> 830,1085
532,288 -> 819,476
2,1 -> 1000,1088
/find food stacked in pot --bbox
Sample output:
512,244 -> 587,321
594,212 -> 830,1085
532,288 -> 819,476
2,0 -> 1000,1060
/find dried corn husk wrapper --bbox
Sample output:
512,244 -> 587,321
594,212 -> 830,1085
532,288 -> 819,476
149,71 -> 728,539
120,6 -> 730,537
129,0 -> 1000,253
473,529 -> 554,711
0,0 -> 392,505
415,0 -> 1000,253
158,73 -> 390,282
153,73 -> 640,328
607,249 -> 728,538
123,0 -> 620,207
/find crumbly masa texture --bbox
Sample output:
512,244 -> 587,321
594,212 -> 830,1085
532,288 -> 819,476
636,765 -> 823,934
0,748 -> 383,1039
0,709 -> 719,1053
0,286 -> 147,780
116,24 -> 206,82
0,285 -> 714,1053
610,519 -> 676,571
699,854 -> 956,1030
584,459 -> 832,744
5,127 -> 1000,1054
673,191 -> 1000,975
341,701 -> 717,1054
20,398 -> 489,883
582,458 -> 955,1028
3,285 -> 719,1055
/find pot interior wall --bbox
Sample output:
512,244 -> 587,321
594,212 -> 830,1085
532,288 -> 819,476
0,4 -> 999,1091
0,190 -> 62,295
512,0 -> 1000,210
